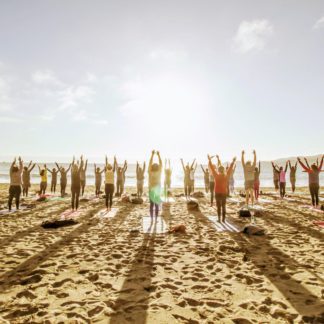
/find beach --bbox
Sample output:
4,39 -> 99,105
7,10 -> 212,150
0,184 -> 323,323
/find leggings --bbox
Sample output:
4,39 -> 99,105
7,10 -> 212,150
40,181 -> 47,195
71,185 -> 80,210
215,193 -> 226,221
204,180 -> 209,193
309,183 -> 319,206
81,180 -> 86,196
209,182 -> 215,205
61,181 -> 67,197
184,181 -> 191,197
254,180 -> 260,200
22,185 -> 29,197
149,200 -> 159,217
116,180 -> 124,196
274,179 -> 279,190
8,185 -> 21,210
51,181 -> 57,193
279,182 -> 286,198
105,183 -> 114,208
290,178 -> 296,193
95,182 -> 101,196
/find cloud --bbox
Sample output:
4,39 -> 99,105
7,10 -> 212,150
233,19 -> 274,53
313,16 -> 324,29
32,70 -> 63,86
0,116 -> 22,123
58,85 -> 95,111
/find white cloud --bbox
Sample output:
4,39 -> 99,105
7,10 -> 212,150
0,116 -> 22,123
313,16 -> 324,29
32,70 -> 63,86
233,19 -> 274,53
149,49 -> 187,61
58,85 -> 95,111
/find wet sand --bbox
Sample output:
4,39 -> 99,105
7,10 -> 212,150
0,184 -> 323,323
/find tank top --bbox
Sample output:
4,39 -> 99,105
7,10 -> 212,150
279,171 -> 286,183
41,170 -> 47,182
105,170 -> 114,184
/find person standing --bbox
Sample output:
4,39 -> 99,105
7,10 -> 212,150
38,164 -> 48,195
136,161 -> 146,198
288,160 -> 298,193
94,163 -> 104,197
56,162 -> 71,197
208,154 -> 236,222
8,157 -> 23,211
71,157 -> 83,211
47,166 -> 58,193
80,156 -> 88,196
104,156 -> 117,211
164,159 -> 172,200
241,150 -> 257,207
148,151 -> 162,218
254,161 -> 261,201
298,156 -> 323,207
201,164 -> 210,194
22,161 -> 35,197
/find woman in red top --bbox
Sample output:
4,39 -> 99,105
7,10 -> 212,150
208,155 -> 236,222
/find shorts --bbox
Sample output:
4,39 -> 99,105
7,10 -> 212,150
245,180 -> 254,190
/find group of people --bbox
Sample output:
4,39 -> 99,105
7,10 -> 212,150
7,153 -> 323,218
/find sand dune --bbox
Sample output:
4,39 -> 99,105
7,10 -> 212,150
0,184 -> 323,323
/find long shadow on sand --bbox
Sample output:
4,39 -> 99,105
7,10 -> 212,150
0,204 -> 132,291
192,208 -> 324,318
108,205 -> 171,324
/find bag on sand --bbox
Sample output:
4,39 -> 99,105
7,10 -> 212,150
187,199 -> 199,210
169,224 -> 186,233
243,225 -> 265,236
239,209 -> 251,217
41,219 -> 78,229
130,197 -> 143,204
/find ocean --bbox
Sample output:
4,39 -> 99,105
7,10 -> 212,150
0,161 -> 322,188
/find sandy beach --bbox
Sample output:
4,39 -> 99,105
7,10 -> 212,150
0,184 -> 323,323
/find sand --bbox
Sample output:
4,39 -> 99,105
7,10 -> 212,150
0,184 -> 323,323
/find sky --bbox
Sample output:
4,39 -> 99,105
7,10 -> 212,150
0,0 -> 323,162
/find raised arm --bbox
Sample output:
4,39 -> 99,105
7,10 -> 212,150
105,155 -> 108,167
252,150 -> 257,168
113,156 -> 117,172
180,158 -> 185,172
227,157 -> 237,175
10,157 -> 16,171
190,159 -> 196,169
284,161 -> 288,173
94,163 -> 97,173
241,151 -> 245,167
29,163 -> 36,172
319,155 -> 324,171
288,160 -> 292,170
123,160 -> 127,172
18,157 -> 23,172
200,164 -> 206,174
149,151 -> 155,170
157,151 -> 162,169
216,155 -> 221,167
143,162 -> 146,174
208,154 -> 217,177
297,157 -> 310,172
259,161 -> 261,173
84,159 -> 88,172
46,167 -> 52,173
304,158 -> 310,169
66,163 -> 72,173
55,162 -> 61,172
271,162 -> 279,172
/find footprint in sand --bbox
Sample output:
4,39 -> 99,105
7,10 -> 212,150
52,278 -> 74,288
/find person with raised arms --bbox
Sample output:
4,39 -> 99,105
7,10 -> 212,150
288,160 -> 298,193
298,155 -> 323,207
8,157 -> 23,211
241,150 -> 257,207
37,164 -> 48,195
189,159 -> 197,193
136,161 -> 146,198
272,161 -> 288,198
200,164 -> 210,194
254,161 -> 261,201
148,150 -> 162,219
22,161 -> 35,197
208,154 -> 236,222
55,162 -> 71,197
79,156 -> 88,197
104,155 -> 117,211
94,163 -> 105,197
164,159 -> 172,200
47,166 -> 58,194
70,156 -> 83,211
271,162 -> 280,191
115,159 -> 127,197
181,159 -> 191,199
